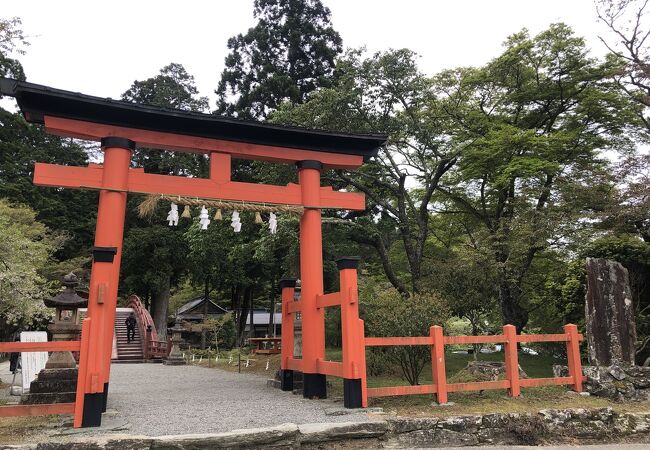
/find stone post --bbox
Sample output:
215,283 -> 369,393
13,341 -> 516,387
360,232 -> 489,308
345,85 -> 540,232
585,257 -> 637,366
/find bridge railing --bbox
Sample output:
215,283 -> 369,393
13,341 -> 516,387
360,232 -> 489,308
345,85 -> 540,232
126,294 -> 170,359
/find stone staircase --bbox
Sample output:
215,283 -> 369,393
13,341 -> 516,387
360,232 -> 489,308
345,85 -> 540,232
114,308 -> 144,362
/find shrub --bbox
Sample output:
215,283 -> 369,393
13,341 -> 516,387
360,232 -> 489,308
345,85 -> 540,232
363,287 -> 450,385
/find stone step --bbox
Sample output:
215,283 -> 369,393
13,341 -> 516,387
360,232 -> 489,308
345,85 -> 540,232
35,368 -> 77,381
29,378 -> 76,394
21,391 -> 76,404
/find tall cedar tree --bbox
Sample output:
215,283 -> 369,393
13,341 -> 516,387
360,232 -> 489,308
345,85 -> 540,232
216,0 -> 342,119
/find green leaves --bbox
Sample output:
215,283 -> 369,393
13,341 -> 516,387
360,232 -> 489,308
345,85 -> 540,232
0,200 -> 56,333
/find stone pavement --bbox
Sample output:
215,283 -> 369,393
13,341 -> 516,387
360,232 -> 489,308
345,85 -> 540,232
91,363 -> 369,436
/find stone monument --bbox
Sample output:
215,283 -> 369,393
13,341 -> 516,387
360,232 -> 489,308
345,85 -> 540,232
585,257 -> 637,366
21,272 -> 87,404
553,257 -> 650,401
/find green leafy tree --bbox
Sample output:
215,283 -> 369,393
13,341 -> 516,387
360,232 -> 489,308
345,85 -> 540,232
436,24 -> 638,332
216,0 -> 342,119
0,200 -> 58,338
273,49 -> 459,296
0,17 -> 27,81
0,17 -> 96,259
121,225 -> 188,338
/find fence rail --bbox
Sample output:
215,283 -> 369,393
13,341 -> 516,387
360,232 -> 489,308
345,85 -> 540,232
0,323 -> 87,420
363,324 -> 584,404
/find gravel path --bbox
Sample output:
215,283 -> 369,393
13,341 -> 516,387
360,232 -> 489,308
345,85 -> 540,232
104,363 -> 369,436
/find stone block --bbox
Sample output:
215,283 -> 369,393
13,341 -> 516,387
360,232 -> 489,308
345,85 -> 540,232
438,415 -> 482,433
151,423 -> 299,449
390,428 -> 478,448
386,416 -> 439,434
298,421 -> 387,443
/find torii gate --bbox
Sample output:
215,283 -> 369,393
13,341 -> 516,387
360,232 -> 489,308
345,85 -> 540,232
0,79 -> 386,427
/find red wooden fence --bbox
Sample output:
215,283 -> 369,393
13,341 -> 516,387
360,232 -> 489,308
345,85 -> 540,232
363,324 -> 584,404
0,321 -> 86,419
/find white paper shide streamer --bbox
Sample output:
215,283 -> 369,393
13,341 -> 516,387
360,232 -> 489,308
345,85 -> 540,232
269,212 -> 278,234
199,206 -> 210,230
167,203 -> 179,226
231,210 -> 242,232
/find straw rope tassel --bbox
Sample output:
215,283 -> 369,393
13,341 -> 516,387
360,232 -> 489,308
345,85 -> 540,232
214,208 -> 223,220
255,211 -> 263,224
137,194 -> 304,219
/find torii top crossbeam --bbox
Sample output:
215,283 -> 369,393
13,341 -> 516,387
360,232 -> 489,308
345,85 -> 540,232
1,78 -> 386,210
1,77 -> 386,428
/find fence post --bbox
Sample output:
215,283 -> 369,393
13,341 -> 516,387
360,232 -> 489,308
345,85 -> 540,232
503,324 -> 520,397
431,325 -> 448,404
338,256 -> 364,408
145,325 -> 152,360
279,278 -> 297,391
74,318 -> 91,428
359,319 -> 368,408
564,324 -> 583,392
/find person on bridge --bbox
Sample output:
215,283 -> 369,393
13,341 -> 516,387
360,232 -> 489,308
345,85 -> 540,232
125,312 -> 137,343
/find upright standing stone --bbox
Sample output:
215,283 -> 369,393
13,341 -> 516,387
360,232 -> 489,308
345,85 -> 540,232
20,331 -> 48,393
585,257 -> 637,366
164,323 -> 187,366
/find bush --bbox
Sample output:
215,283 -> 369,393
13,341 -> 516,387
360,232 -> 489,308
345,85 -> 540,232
205,313 -> 236,351
363,287 -> 450,385
365,347 -> 400,377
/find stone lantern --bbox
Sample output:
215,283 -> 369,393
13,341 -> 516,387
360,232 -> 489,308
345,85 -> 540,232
164,323 -> 187,366
21,272 -> 87,405
43,272 -> 88,369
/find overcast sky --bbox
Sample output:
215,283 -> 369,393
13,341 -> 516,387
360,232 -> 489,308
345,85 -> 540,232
4,0 -> 612,108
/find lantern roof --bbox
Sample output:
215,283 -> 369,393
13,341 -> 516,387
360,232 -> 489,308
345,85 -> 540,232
44,273 -> 88,309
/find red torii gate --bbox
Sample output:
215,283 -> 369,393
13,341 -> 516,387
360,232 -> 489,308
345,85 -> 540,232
0,79 -> 386,427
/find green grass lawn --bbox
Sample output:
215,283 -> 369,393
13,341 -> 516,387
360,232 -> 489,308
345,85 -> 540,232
193,346 -> 643,417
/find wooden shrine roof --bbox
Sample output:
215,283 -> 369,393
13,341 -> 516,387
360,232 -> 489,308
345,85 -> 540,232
0,78 -> 387,159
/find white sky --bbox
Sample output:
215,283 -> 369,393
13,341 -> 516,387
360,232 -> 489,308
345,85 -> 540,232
3,0 -> 613,108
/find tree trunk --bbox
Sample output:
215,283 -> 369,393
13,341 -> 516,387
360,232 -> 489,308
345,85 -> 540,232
151,281 -> 170,340
201,280 -> 209,350
248,288 -> 255,339
236,286 -> 251,346
498,282 -> 528,334
268,281 -> 276,337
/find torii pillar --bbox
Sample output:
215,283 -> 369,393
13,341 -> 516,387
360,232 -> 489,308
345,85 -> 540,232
82,137 -> 133,426
297,161 -> 327,398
